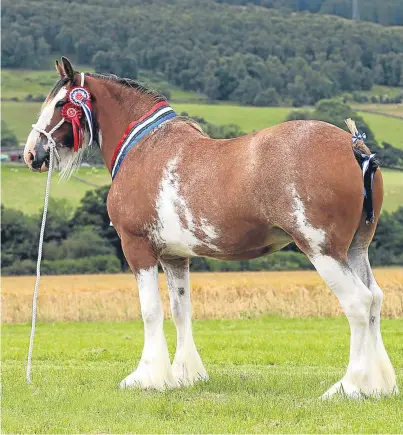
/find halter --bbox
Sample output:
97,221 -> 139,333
31,72 -> 94,159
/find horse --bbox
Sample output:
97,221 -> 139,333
24,57 -> 398,398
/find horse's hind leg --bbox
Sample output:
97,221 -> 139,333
347,220 -> 398,395
160,257 -> 208,386
310,254 -> 378,398
287,184 -> 397,397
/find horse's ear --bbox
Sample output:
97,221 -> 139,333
55,60 -> 65,78
61,56 -> 76,82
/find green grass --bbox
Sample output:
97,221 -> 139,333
1,68 -> 203,104
173,103 -> 294,132
352,104 -> 403,118
2,101 -> 42,142
357,112 -> 403,150
382,169 -> 403,212
356,85 -> 403,99
2,69 -> 61,100
1,164 -> 110,215
2,317 -> 402,433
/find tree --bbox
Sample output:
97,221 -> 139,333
72,186 -> 126,268
1,121 -> 18,147
253,87 -> 280,106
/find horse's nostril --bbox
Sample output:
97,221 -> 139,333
28,152 -> 34,162
31,159 -> 43,170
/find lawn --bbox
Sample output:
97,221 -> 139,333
357,111 -> 403,150
1,164 -> 110,215
1,68 -> 203,104
2,101 -> 42,142
382,169 -> 403,212
352,104 -> 403,118
173,102 -> 294,132
2,317 -> 402,433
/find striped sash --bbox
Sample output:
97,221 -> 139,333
111,102 -> 176,179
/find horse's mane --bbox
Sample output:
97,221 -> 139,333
47,72 -> 166,104
87,72 -> 166,103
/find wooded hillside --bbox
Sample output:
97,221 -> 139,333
2,0 -> 403,106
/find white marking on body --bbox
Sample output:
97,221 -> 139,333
119,266 -> 177,390
200,218 -> 219,240
291,185 -> 325,256
155,158 -> 220,255
24,87 -> 68,164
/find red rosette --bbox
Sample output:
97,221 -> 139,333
61,103 -> 83,122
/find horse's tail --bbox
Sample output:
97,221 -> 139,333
345,118 -> 380,225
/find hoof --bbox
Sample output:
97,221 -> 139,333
119,362 -> 178,391
322,380 -> 364,400
173,364 -> 209,387
172,349 -> 209,387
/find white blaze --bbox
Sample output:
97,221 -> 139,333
24,86 -> 67,164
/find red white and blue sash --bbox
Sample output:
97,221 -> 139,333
111,102 -> 176,179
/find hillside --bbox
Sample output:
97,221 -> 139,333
2,0 -> 403,107
217,0 -> 403,26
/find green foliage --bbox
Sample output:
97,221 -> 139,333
217,0 -> 403,26
1,121 -> 18,147
1,205 -> 37,267
2,0 -> 403,106
370,206 -> 403,266
41,255 -> 121,275
180,112 -> 246,139
192,252 -> 313,272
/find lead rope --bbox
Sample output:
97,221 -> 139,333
26,121 -> 62,384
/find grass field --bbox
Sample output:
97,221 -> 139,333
382,169 -> 403,212
3,269 -> 402,323
352,104 -> 403,118
357,111 -> 403,149
1,68 -> 203,102
357,85 -> 403,99
1,164 -> 110,215
2,317 -> 402,433
173,103 -> 295,132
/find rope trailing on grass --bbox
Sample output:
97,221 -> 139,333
26,142 -> 58,384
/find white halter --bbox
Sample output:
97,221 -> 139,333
30,72 -> 87,164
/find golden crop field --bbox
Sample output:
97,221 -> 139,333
2,269 -> 402,323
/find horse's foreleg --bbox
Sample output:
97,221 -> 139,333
161,257 -> 208,386
119,239 -> 177,390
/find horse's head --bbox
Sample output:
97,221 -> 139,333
24,57 -> 94,178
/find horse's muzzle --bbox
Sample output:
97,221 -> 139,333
26,142 -> 50,172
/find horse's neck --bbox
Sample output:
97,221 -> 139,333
90,81 -> 155,173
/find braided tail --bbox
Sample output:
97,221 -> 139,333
345,118 -> 379,225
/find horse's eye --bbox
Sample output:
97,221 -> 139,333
55,100 -> 66,108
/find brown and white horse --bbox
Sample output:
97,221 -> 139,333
24,57 -> 398,398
